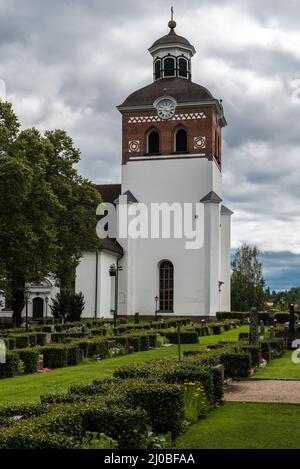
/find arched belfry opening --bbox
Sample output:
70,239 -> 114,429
148,129 -> 160,154
175,128 -> 187,153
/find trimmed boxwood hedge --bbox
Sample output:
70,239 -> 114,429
0,351 -> 22,378
239,344 -> 260,367
17,348 -> 39,374
0,424 -> 78,449
119,380 -> 185,438
36,333 -> 47,346
14,334 -> 30,349
163,331 -> 198,344
41,345 -> 69,369
220,351 -> 252,378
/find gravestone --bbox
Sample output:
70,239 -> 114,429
134,312 -> 140,324
249,307 -> 259,345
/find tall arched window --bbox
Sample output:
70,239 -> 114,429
178,57 -> 188,78
154,59 -> 161,80
175,128 -> 187,153
164,57 -> 175,77
148,130 -> 160,154
159,260 -> 174,312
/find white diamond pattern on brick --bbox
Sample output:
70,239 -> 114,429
128,112 -> 206,124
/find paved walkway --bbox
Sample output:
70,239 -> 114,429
224,379 -> 300,404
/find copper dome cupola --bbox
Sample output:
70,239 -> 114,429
148,9 -> 196,82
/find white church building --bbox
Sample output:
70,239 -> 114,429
75,17 -> 233,320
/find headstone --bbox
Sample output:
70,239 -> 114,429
249,307 -> 259,345
134,312 -> 140,324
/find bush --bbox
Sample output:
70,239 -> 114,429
81,432 -> 118,449
211,365 -> 224,404
216,312 -> 248,321
163,365 -> 215,404
17,348 -> 39,374
41,326 -> 53,333
14,334 -> 30,349
0,423 -> 78,449
119,380 -> 185,438
220,351 -> 252,378
163,331 -> 198,344
79,404 -> 148,449
36,333 -> 47,346
41,345 -> 69,368
239,345 -> 261,367
86,338 -> 108,358
238,332 -> 249,341
210,324 -> 222,335
66,344 -> 83,366
3,337 -> 16,350
50,292 -> 85,322
28,333 -> 37,347
0,351 -> 23,378
0,403 -> 46,419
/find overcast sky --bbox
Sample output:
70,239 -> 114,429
0,0 -> 300,290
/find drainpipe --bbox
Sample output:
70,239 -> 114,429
94,251 -> 99,319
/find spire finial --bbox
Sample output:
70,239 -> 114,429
168,6 -> 176,30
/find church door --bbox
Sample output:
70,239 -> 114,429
32,297 -> 44,319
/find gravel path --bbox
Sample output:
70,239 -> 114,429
224,379 -> 300,404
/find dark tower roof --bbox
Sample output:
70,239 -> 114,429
150,28 -> 192,48
119,78 -> 214,108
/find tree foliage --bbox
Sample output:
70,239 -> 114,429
50,292 -> 85,322
231,244 -> 266,311
0,101 -> 101,324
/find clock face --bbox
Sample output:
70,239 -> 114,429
156,98 -> 176,120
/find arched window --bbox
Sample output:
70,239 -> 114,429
148,130 -> 160,154
159,260 -> 174,312
154,59 -> 161,80
178,57 -> 188,78
164,57 -> 175,77
175,128 -> 187,153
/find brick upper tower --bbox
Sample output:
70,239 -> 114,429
117,15 -> 226,167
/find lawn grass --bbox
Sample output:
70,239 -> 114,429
253,351 -> 300,379
0,325 -> 249,407
175,401 -> 300,449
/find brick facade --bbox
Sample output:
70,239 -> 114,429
122,105 -> 222,168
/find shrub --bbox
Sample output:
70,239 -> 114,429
14,334 -> 30,349
210,324 -> 222,335
216,312 -> 248,321
220,351 -> 252,378
238,332 -> 249,341
0,351 -> 23,378
17,348 -> 39,374
194,326 -> 210,336
127,336 -> 141,352
50,291 -> 85,322
80,404 -> 148,449
211,365 -> 224,404
3,337 -> 16,350
147,334 -> 158,348
239,345 -> 261,367
163,365 -> 215,404
163,331 -> 198,344
81,432 -> 118,449
41,393 -> 85,405
66,344 -> 83,366
41,326 -> 52,333
41,345 -> 68,368
119,380 -> 185,438
86,338 -> 108,358
0,403 -> 46,419
28,333 -> 37,347
36,333 -> 47,346
0,423 -> 78,449
139,335 -> 149,351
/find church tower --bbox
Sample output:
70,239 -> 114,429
115,13 -> 233,319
